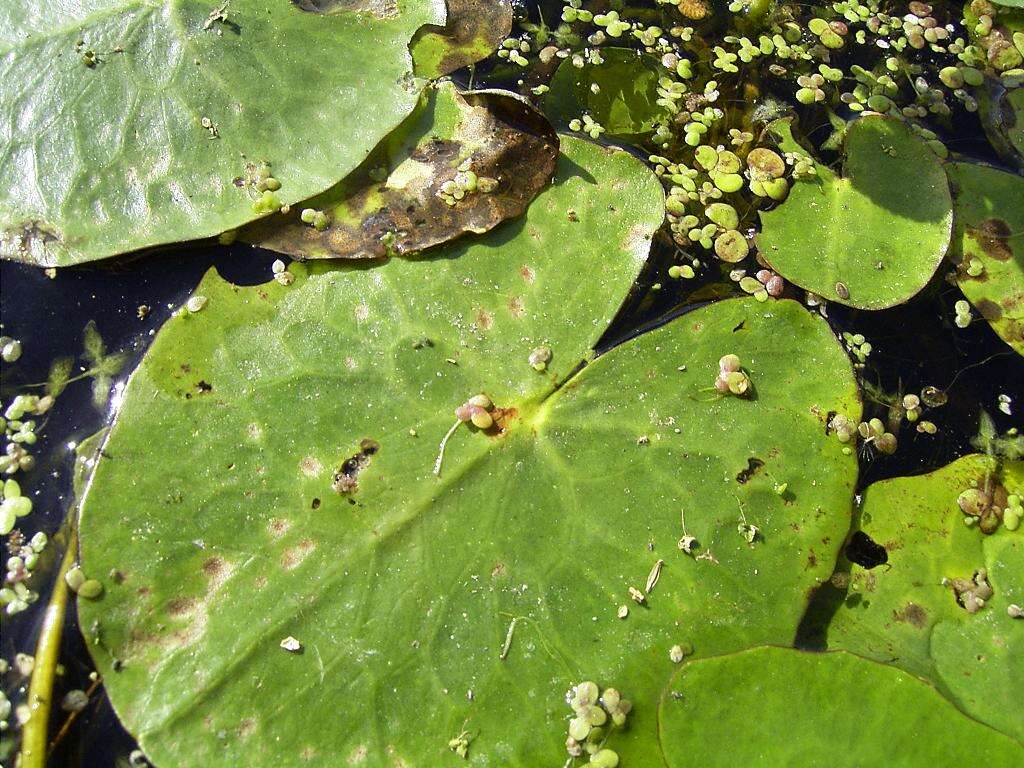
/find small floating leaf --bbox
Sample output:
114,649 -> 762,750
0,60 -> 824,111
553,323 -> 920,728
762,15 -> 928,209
757,115 -> 953,309
659,647 -> 1024,766
410,0 -> 512,78
829,455 -> 1024,743
948,162 -> 1024,355
544,48 -> 669,137
979,84 -> 1024,171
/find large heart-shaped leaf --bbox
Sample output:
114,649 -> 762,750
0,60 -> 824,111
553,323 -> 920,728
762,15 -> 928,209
828,454 -> 1024,744
77,138 -> 861,766
241,82 -> 558,259
659,647 -> 1024,766
757,115 -> 953,309
0,0 -> 444,266
948,162 -> 1024,355
544,47 -> 669,138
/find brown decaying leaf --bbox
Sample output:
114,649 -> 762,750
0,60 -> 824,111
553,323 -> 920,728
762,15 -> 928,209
411,0 -> 513,77
245,85 -> 558,260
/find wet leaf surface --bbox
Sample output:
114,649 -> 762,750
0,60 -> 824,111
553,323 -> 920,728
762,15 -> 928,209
757,115 -> 953,310
949,162 -> 1024,356
0,0 -> 443,266
410,0 -> 512,78
828,454 -> 1024,744
544,47 -> 668,138
77,138 -> 862,766
242,83 -> 558,260
659,647 -> 1024,766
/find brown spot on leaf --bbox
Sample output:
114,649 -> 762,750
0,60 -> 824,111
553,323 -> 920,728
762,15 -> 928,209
299,456 -> 322,477
520,265 -> 536,283
166,596 -> 198,618
976,298 -> 1003,321
0,219 -> 65,266
236,717 -> 257,739
969,218 -> 1013,261
508,296 -> 525,317
893,603 -> 928,628
202,556 -> 234,592
474,309 -> 494,330
267,518 -> 292,540
621,224 -> 653,264
282,539 -> 316,570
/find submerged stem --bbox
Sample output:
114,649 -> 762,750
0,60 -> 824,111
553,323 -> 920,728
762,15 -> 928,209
20,531 -> 77,768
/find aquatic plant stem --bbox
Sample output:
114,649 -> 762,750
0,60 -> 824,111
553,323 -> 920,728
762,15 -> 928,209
20,531 -> 77,768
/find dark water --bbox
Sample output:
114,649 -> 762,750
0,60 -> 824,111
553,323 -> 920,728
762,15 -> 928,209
2,3 -> 1024,765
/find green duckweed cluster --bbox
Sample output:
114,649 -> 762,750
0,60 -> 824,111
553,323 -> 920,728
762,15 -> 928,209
496,0 -> 1022,296
564,681 -> 632,766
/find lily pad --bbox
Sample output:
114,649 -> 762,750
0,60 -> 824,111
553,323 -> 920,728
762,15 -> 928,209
410,0 -> 512,78
77,138 -> 861,765
544,47 -> 669,137
242,82 -> 558,260
659,647 -> 1024,766
980,84 -> 1024,171
757,115 -> 953,309
0,0 -> 444,266
948,162 -> 1024,355
828,454 -> 1024,744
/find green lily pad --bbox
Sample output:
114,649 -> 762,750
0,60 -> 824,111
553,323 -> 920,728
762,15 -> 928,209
0,0 -> 444,266
828,454 -> 1024,744
544,47 -> 669,137
659,647 -> 1024,766
948,162 -> 1024,355
757,115 -> 953,309
410,0 -> 512,78
77,137 -> 861,765
980,84 -> 1024,171
242,82 -> 558,260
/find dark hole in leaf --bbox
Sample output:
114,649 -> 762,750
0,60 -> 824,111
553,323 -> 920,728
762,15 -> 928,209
332,439 -> 380,494
736,457 -> 765,484
845,531 -> 888,569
